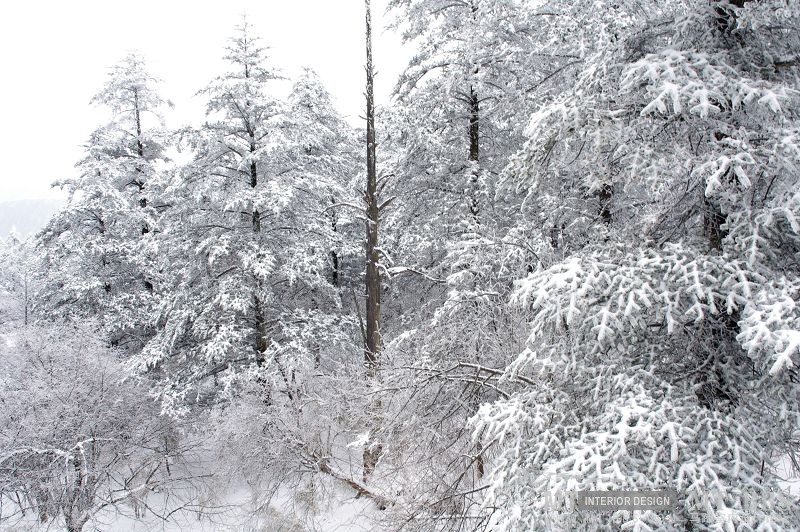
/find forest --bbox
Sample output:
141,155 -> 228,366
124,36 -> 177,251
1,0 -> 800,530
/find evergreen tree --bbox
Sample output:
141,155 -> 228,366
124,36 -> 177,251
480,0 -> 800,528
36,53 -> 170,348
140,21 -> 359,414
4,4 -> 799,529
0,231 -> 33,328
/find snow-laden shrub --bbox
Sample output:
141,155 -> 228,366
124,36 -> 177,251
0,324 -> 177,532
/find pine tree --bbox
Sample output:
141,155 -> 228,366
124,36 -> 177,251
136,18 -> 287,407
140,20 -> 359,413
388,0 -> 535,229
372,1 -> 541,514
36,53 -> 170,348
479,0 -> 800,528
284,69 -> 361,290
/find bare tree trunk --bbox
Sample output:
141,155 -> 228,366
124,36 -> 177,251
329,198 -> 340,286
466,1 -> 481,220
249,124 -> 268,373
23,275 -> 28,326
468,84 -> 480,219
134,89 -> 144,160
363,0 -> 383,483
64,454 -> 90,532
704,196 -> 727,252
364,0 -> 380,370
133,89 -> 150,235
598,183 -> 613,226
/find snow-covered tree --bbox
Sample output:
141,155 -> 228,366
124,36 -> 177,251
358,1 -> 546,518
384,0 -> 545,302
8,3 -> 800,529
0,324 -> 178,532
0,231 -> 33,328
35,53 -> 171,348
140,20 -> 359,416
284,68 -> 361,290
137,17 -> 287,407
477,0 -> 800,529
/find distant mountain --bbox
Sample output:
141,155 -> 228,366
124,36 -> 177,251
0,199 -> 63,239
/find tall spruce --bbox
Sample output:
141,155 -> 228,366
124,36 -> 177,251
36,53 -> 169,349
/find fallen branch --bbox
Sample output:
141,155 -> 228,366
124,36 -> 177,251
308,450 -> 391,509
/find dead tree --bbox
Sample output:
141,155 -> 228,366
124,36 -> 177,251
362,0 -> 383,483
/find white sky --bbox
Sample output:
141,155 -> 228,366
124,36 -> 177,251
0,0 -> 408,201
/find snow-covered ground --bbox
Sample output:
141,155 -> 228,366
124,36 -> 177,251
1,479 -> 379,532
776,454 -> 800,500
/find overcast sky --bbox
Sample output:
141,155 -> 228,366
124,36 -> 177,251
0,0 -> 407,201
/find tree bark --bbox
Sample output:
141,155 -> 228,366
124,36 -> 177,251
133,88 -> 150,234
329,198 -> 340,286
364,0 -> 380,367
331,249 -> 340,287
250,139 -> 261,234
468,84 -> 480,219
363,0 -> 383,483
704,197 -> 727,252
64,454 -> 90,532
249,118 -> 267,368
598,183 -> 613,226
134,89 -> 144,159
467,1 -> 481,220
